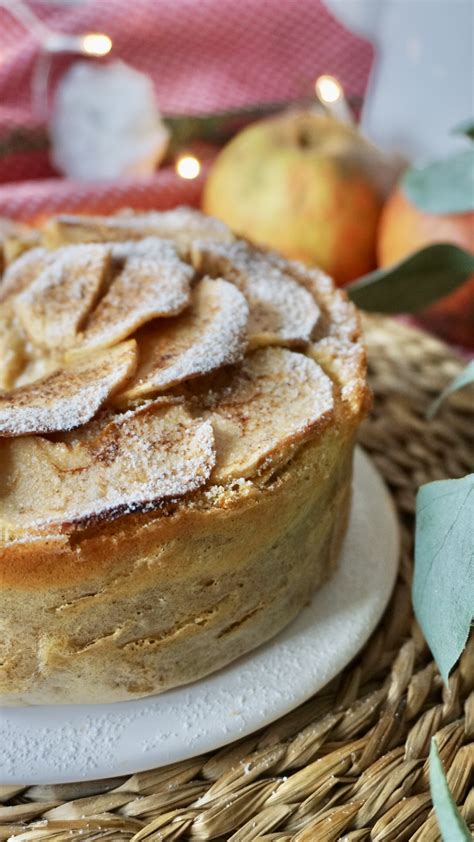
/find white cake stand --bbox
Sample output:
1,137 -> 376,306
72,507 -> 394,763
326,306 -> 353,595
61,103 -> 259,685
0,448 -> 399,785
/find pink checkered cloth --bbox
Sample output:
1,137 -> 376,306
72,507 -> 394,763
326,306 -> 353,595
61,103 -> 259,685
0,0 -> 373,219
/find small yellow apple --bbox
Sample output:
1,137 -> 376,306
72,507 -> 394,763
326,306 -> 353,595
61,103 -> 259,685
203,111 -> 383,286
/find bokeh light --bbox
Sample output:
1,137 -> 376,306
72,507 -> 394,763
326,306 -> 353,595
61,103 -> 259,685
81,33 -> 113,57
176,155 -> 201,179
315,75 -> 342,104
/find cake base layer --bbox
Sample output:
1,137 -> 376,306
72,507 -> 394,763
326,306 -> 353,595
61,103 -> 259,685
0,430 -> 354,705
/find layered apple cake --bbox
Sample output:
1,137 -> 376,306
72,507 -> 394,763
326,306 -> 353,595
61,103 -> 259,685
0,208 -> 369,705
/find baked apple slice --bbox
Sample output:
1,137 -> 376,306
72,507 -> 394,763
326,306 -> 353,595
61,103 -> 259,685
120,277 -> 248,400
0,308 -> 27,390
0,217 -> 40,275
0,247 -> 55,303
15,245 -> 111,351
0,403 -> 215,531
0,340 -> 137,436
201,347 -> 334,482
190,240 -> 320,347
73,239 -> 194,352
44,207 -> 233,248
13,240 -> 194,354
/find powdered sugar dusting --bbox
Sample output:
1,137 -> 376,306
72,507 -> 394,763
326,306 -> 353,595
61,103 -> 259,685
121,277 -> 248,399
310,336 -> 366,409
273,253 -> 360,342
0,341 -> 137,436
0,247 -> 53,303
201,347 -> 334,483
78,238 -> 193,350
190,240 -> 320,346
1,404 -> 215,531
0,208 -> 366,531
15,244 -> 110,350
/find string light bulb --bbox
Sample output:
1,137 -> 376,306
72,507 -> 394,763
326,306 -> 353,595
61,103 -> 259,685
315,75 -> 343,104
80,33 -> 113,57
314,74 -> 353,124
0,0 -> 114,116
176,154 -> 201,180
0,1 -> 113,57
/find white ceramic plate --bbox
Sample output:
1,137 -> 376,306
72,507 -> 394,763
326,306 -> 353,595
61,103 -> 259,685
0,448 -> 399,785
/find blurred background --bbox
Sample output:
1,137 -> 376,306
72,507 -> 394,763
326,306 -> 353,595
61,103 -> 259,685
0,0 -> 473,346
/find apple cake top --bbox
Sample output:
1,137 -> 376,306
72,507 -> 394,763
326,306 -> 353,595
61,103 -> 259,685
0,208 -> 367,537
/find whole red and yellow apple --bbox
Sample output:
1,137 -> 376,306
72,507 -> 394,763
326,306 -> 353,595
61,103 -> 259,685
378,187 -> 474,347
203,112 -> 384,286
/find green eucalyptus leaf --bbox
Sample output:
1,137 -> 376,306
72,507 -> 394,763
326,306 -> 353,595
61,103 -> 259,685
347,244 -> 474,313
452,118 -> 474,141
413,474 -> 474,684
402,149 -> 474,213
429,739 -> 471,841
427,360 -> 474,419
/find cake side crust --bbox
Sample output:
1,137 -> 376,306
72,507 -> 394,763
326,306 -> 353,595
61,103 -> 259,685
0,427 -> 354,705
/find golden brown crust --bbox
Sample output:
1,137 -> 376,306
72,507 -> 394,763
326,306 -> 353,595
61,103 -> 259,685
1,430 -> 355,704
0,418 -> 358,590
0,208 -> 368,705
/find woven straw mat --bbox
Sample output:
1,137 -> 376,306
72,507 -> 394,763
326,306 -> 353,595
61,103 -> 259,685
1,315 -> 473,841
